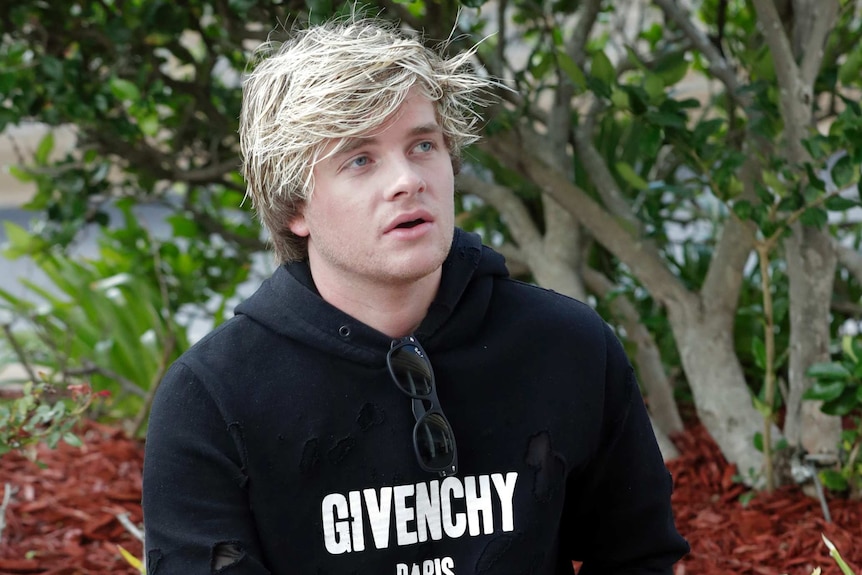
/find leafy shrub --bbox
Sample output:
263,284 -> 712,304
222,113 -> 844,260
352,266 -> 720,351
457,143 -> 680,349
805,335 -> 862,497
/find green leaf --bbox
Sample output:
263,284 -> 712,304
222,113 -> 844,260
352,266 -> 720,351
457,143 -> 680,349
2,221 -> 39,258
62,432 -> 83,447
838,48 -> 862,86
644,111 -> 685,129
752,336 -> 766,370
762,170 -> 787,196
556,49 -> 586,91
732,200 -> 752,220
752,396 -> 772,418
167,215 -> 200,237
620,85 -> 648,115
643,73 -> 665,103
35,133 -> 55,165
825,196 -> 859,211
819,469 -> 849,491
799,207 -> 828,228
692,118 -> 724,145
653,51 -> 689,86
802,135 -> 832,160
138,113 -> 160,136
753,431 -> 764,452
590,50 -> 615,87
624,46 -> 648,72
109,77 -> 141,102
822,387 -> 860,416
807,362 -> 852,380
7,165 -> 34,183
803,380 -> 845,402
615,161 -> 649,190
831,155 -> 855,188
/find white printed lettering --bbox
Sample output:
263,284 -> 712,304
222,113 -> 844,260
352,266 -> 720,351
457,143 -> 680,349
393,484 -> 418,546
364,487 -> 393,549
491,472 -> 517,531
396,558 -> 455,575
440,477 -> 467,538
464,475 -> 494,536
322,473 -> 519,555
321,493 -> 351,554
415,480 -> 442,542
348,490 -> 365,551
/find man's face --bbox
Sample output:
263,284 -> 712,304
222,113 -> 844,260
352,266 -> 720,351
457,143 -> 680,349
288,89 -> 455,291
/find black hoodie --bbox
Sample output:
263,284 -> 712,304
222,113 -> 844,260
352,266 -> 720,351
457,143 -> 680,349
142,229 -> 689,574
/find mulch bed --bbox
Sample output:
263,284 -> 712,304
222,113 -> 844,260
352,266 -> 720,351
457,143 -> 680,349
0,421 -> 860,574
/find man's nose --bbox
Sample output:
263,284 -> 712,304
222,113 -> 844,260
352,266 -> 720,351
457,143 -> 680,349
383,156 -> 425,200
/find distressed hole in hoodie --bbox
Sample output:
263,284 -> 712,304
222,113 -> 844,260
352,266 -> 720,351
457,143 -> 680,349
227,422 -> 250,490
300,438 -> 320,475
328,435 -> 356,463
212,542 -> 244,572
476,533 -> 544,574
525,431 -> 565,503
357,402 -> 385,431
146,549 -> 163,573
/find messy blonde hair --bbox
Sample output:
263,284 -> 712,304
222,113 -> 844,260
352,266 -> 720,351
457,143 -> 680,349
239,16 -> 497,263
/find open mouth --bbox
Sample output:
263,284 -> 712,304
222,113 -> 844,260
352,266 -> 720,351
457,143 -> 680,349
395,219 -> 425,229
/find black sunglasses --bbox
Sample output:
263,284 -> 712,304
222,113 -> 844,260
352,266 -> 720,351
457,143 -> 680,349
387,336 -> 458,477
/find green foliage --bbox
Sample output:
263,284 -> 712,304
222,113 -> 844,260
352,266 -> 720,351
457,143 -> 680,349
0,221 -> 189,426
0,377 -> 107,459
805,335 -> 862,497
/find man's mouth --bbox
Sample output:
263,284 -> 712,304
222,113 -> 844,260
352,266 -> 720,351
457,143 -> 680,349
395,219 -> 425,229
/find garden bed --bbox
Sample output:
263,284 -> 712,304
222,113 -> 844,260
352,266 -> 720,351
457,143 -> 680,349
0,421 -> 859,574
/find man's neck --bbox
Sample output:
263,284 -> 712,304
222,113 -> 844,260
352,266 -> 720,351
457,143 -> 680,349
309,266 -> 442,339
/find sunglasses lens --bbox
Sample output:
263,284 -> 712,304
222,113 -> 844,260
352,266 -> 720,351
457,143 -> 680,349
415,413 -> 456,470
390,345 -> 433,396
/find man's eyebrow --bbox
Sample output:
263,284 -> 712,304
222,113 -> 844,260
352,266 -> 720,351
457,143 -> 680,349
409,123 -> 443,137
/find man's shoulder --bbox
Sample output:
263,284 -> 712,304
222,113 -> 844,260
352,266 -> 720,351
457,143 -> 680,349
495,276 -> 599,317
169,313 -> 282,378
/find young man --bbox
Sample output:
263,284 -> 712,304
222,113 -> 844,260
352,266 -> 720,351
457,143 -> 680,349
142,16 -> 689,575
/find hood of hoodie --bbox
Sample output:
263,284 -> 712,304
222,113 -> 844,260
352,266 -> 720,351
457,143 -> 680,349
234,228 -> 509,365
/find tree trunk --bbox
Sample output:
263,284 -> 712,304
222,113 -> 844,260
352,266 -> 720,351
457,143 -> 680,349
783,224 -> 841,458
669,303 -> 766,482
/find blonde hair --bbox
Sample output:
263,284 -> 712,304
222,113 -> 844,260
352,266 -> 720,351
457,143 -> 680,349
239,16 -> 497,263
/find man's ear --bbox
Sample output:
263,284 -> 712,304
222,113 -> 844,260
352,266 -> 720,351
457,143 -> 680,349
287,212 -> 310,238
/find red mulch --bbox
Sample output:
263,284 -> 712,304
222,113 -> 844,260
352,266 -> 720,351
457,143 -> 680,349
0,421 -> 860,574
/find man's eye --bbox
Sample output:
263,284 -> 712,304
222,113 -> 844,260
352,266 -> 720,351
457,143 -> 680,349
416,141 -> 434,153
350,156 -> 369,168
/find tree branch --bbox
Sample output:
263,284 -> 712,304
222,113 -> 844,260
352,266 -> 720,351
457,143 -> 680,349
798,1 -> 840,88
1,324 -> 40,385
456,172 -> 542,250
547,0 -> 601,169
65,362 -> 146,399
653,0 -> 746,106
479,129 -> 692,309
572,115 -> 644,235
750,0 -> 810,163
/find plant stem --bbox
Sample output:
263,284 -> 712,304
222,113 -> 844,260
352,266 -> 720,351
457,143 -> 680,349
757,242 -> 777,493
